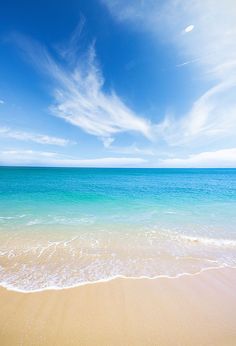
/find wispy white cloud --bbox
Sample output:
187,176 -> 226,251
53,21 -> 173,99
155,80 -> 236,147
9,3 -> 236,167
103,0 -> 236,152
0,149 -> 146,167
1,150 -> 58,158
0,99 -> 4,104
0,126 -> 72,146
103,0 -> 236,77
12,32 -> 153,147
160,148 -> 236,168
107,143 -> 155,156
57,15 -> 86,64
176,58 -> 199,68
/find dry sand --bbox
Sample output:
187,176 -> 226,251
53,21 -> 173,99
0,268 -> 236,345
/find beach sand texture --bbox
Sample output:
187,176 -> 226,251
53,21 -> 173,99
0,267 -> 236,345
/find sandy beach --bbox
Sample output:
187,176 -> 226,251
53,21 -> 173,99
0,267 -> 236,345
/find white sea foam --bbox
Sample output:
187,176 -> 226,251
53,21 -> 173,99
0,214 -> 26,220
1,265 -> 236,293
25,216 -> 95,226
0,216 -> 15,220
1,226 -> 236,293
180,235 -> 236,248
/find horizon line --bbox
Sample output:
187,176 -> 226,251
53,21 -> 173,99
0,165 -> 235,169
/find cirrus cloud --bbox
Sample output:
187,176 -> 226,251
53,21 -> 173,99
0,149 -> 146,167
0,126 -> 72,146
160,148 -> 236,168
12,32 -> 153,148
103,0 -> 236,151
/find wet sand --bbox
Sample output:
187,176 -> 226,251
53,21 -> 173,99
0,268 -> 236,345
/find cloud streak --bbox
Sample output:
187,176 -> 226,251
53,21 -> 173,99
155,80 -> 236,147
107,143 -> 155,156
8,3 -> 236,167
0,126 -> 72,146
0,149 -> 146,167
12,32 -> 153,147
103,0 -> 236,151
160,148 -> 236,168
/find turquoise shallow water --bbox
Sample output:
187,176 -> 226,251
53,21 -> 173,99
0,167 -> 236,291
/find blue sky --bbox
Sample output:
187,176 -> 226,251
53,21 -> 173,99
0,0 -> 236,167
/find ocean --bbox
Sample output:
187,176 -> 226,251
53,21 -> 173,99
0,167 -> 236,291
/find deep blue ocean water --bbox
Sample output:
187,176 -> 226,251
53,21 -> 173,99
0,167 -> 236,291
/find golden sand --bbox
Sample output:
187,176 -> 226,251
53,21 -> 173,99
0,268 -> 236,345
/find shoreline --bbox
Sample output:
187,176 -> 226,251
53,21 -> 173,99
1,267 -> 236,345
0,264 -> 234,293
